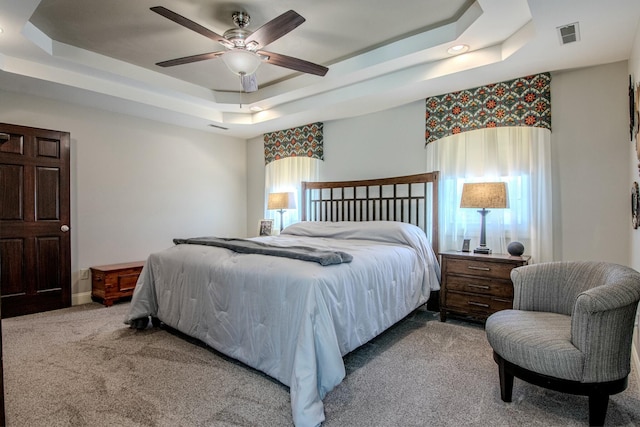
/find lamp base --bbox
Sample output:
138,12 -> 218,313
473,247 -> 492,254
278,209 -> 285,232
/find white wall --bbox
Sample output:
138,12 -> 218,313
551,61 -> 630,263
321,102 -> 427,181
246,134 -> 265,237
0,90 -> 247,302
628,13 -> 640,360
630,15 -> 640,276
248,62 -> 632,266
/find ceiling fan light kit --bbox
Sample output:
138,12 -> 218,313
150,6 -> 328,92
221,50 -> 262,76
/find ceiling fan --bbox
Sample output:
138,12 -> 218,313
150,6 -> 329,92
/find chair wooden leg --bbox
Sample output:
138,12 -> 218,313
491,351 -> 624,424
497,354 -> 514,402
588,393 -> 609,426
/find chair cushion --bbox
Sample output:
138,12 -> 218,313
486,310 -> 584,381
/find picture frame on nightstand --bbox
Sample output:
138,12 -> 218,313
461,239 -> 471,252
259,219 -> 274,236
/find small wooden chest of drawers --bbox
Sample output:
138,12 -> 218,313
91,261 -> 145,307
439,251 -> 530,322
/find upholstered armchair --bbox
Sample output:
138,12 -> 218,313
485,261 -> 640,426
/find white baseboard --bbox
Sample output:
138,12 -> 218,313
72,291 -> 93,306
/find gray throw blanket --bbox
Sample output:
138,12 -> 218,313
173,237 -> 353,266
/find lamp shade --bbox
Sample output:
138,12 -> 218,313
268,192 -> 297,210
460,182 -> 508,209
221,49 -> 262,76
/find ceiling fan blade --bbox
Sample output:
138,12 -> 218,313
258,50 -> 328,76
150,6 -> 230,48
247,10 -> 305,49
156,51 -> 224,67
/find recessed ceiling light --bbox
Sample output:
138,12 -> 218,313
447,44 -> 469,55
0,27 -> 4,34
250,106 -> 263,112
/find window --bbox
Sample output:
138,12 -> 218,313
426,127 -> 553,263
264,156 -> 321,232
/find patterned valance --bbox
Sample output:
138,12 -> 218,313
264,122 -> 324,165
425,73 -> 551,144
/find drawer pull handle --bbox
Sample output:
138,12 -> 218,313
468,301 -> 490,308
468,266 -> 490,271
468,284 -> 490,290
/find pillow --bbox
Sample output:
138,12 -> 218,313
282,220 -> 421,244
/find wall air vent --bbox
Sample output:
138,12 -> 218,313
557,22 -> 580,45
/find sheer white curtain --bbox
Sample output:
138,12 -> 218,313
264,157 -> 321,232
426,127 -> 553,263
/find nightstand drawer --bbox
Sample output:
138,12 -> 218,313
445,275 -> 513,299
445,291 -> 512,316
446,258 -> 516,280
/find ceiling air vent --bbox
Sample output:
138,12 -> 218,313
557,22 -> 580,45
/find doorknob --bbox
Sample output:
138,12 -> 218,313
61,225 -> 70,232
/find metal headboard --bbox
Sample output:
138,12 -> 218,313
301,172 -> 439,255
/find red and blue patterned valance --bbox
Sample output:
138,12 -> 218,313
264,122 -> 324,165
425,73 -> 551,144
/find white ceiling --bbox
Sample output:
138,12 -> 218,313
0,0 -> 639,139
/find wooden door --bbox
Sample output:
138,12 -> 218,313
0,123 -> 71,318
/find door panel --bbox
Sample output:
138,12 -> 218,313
36,167 -> 60,220
0,123 -> 70,318
36,236 -> 62,291
0,165 -> 23,220
0,239 -> 24,295
0,133 -> 23,155
37,137 -> 60,158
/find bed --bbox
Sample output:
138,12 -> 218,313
125,172 -> 440,427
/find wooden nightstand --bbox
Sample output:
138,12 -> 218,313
91,261 -> 145,307
439,251 -> 530,323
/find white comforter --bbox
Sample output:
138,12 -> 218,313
125,221 -> 440,427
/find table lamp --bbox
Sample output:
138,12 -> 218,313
460,182 -> 508,254
268,192 -> 297,232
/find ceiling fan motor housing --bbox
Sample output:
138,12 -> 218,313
232,11 -> 250,28
223,27 -> 255,49
223,11 -> 258,50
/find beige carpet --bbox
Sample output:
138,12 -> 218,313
2,302 -> 640,426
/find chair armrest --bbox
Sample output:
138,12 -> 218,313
571,273 -> 640,382
511,262 -> 602,315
